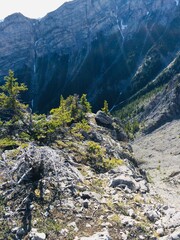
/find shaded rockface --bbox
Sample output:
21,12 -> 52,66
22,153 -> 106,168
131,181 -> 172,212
0,0 -> 180,112
113,54 -> 180,134
137,73 -> 180,133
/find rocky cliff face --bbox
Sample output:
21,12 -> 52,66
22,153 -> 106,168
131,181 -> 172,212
0,0 -> 179,112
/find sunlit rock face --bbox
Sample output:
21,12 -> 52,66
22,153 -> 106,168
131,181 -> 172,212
0,0 -> 179,112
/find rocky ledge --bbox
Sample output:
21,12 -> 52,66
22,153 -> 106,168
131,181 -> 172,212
0,112 -> 180,240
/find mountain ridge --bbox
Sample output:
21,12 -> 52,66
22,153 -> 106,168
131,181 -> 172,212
0,0 -> 179,112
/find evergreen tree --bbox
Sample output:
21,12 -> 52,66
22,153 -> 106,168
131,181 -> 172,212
50,95 -> 72,128
0,70 -> 27,120
80,94 -> 92,113
66,95 -> 79,120
101,100 -> 109,115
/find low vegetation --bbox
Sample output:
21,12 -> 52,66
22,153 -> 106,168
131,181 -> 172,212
0,70 -> 93,145
0,70 -> 124,174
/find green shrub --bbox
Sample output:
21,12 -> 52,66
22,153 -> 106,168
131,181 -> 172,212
87,141 -> 104,156
71,119 -> 91,139
18,132 -> 31,141
0,138 -> 19,150
102,157 -> 124,170
120,119 -> 140,139
86,142 -> 124,172
50,95 -> 73,128
31,114 -> 50,142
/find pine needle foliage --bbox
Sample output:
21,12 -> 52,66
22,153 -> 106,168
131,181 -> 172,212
0,70 -> 27,121
101,100 -> 109,115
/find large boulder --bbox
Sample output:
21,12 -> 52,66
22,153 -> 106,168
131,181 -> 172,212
95,111 -> 113,128
95,111 -> 128,141
110,175 -> 137,191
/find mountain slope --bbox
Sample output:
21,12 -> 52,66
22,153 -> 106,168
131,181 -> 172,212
132,120 -> 180,210
0,0 -> 179,112
114,55 -> 180,133
0,111 -> 180,240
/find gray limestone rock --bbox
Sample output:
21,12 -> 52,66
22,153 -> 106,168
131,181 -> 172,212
146,210 -> 160,222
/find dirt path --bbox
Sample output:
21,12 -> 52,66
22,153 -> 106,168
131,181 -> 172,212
132,120 -> 180,210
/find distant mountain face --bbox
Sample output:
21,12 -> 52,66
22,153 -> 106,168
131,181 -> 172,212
0,0 -> 179,112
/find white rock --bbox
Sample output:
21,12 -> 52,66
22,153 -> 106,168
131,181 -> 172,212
60,228 -> 69,236
11,227 -> 19,233
139,235 -> 145,240
156,228 -> 164,237
85,223 -> 91,228
78,230 -> 111,240
30,229 -> 46,240
120,232 -> 128,240
159,236 -> 168,240
110,175 -> 137,191
127,209 -> 136,218
101,222 -> 113,227
121,216 -> 135,227
68,222 -> 79,232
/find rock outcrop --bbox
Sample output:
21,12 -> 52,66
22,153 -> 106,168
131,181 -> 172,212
0,0 -> 179,112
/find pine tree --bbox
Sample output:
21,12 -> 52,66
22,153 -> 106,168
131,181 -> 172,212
50,95 -> 72,128
101,100 -> 109,115
80,94 -> 92,113
0,70 -> 27,120
66,95 -> 79,120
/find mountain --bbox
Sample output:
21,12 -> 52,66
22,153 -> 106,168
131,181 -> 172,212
0,0 -> 179,112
